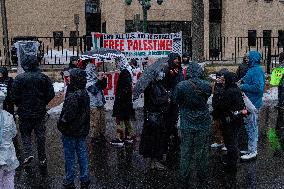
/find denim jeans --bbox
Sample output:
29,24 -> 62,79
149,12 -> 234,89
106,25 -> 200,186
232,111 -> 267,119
244,110 -> 259,154
19,117 -> 46,161
62,136 -> 89,184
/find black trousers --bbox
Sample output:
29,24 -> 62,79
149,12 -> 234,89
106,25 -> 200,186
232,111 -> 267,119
221,121 -> 240,172
19,117 -> 46,161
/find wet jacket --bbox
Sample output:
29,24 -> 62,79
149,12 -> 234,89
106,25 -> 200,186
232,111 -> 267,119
240,51 -> 265,110
144,80 -> 169,113
11,54 -> 55,119
165,53 -> 184,95
112,69 -> 135,120
173,63 -> 211,131
213,72 -> 245,124
0,67 -> 14,114
85,64 -> 107,108
0,110 -> 19,171
58,69 -> 90,137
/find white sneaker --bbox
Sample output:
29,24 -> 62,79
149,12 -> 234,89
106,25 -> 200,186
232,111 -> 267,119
241,152 -> 257,160
240,150 -> 249,155
221,146 -> 227,151
211,143 -> 223,148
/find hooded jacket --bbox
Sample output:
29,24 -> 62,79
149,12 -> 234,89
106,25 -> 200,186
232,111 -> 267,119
240,51 -> 265,109
164,53 -> 184,99
173,63 -> 211,131
11,54 -> 55,119
213,72 -> 245,123
85,64 -> 107,108
0,67 -> 14,114
58,69 -> 90,137
112,69 -> 135,120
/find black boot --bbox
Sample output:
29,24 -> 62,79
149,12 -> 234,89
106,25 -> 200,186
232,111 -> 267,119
81,180 -> 90,189
63,183 -> 75,189
39,159 -> 48,176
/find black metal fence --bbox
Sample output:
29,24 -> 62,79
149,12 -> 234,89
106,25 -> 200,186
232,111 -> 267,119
0,36 -> 282,70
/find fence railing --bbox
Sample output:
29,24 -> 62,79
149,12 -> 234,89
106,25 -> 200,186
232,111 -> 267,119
0,36 -> 282,71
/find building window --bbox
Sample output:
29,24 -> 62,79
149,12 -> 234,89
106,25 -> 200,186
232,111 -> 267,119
248,30 -> 257,46
85,0 -> 100,13
263,30 -> 271,46
278,30 -> 284,47
69,31 -> 79,47
53,31 -> 63,47
102,22 -> 106,33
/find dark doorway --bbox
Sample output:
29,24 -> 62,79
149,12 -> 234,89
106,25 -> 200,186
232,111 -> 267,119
209,0 -> 222,59
85,0 -> 101,36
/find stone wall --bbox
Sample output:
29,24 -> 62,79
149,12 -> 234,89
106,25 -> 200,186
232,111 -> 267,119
0,0 -> 85,46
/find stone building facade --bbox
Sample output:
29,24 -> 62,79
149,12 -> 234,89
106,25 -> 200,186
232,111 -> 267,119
0,0 -> 284,60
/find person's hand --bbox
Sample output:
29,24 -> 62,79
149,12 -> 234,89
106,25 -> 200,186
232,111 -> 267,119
241,109 -> 248,115
236,80 -> 241,88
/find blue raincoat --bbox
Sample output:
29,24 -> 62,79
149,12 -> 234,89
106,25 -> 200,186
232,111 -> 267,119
241,51 -> 265,109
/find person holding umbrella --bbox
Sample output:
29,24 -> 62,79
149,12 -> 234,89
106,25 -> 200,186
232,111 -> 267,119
137,58 -> 170,170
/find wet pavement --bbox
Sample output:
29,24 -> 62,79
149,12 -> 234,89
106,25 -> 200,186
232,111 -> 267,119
14,107 -> 284,189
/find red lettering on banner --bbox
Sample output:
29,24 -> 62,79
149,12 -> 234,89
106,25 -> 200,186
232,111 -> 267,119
148,40 -> 153,50
138,40 -> 143,50
119,40 -> 124,51
127,40 -> 133,50
104,40 -> 109,48
109,40 -> 115,49
158,40 -> 166,50
103,73 -> 113,95
153,40 -> 157,50
166,40 -> 172,50
114,40 -> 120,49
143,40 -> 148,51
133,40 -> 139,50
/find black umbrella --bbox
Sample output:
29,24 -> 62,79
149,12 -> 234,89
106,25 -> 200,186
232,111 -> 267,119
133,57 -> 169,101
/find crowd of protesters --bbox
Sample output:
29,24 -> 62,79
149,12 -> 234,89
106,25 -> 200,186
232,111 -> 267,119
2,47 -> 284,189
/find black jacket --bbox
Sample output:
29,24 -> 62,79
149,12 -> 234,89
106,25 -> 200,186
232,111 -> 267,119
213,72 -> 245,125
236,63 -> 249,81
165,53 -> 184,94
11,60 -> 55,119
278,77 -> 284,107
0,67 -> 14,114
144,80 -> 169,113
112,69 -> 135,120
58,69 -> 90,137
